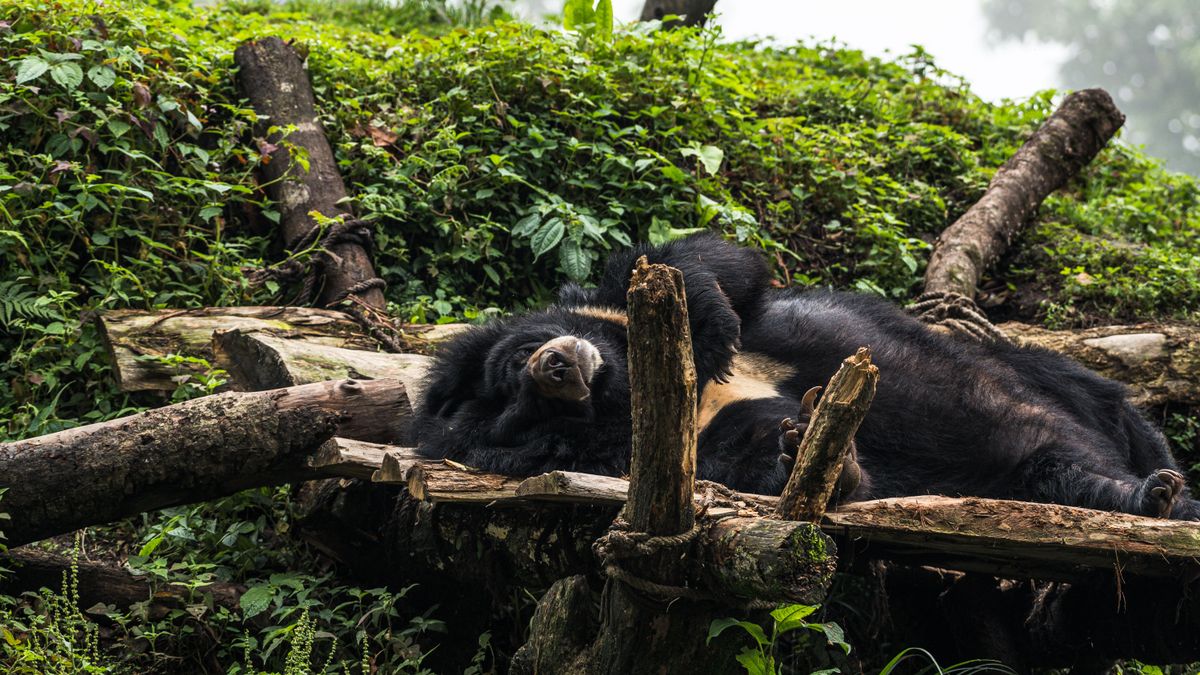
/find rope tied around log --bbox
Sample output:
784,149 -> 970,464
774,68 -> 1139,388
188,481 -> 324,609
593,480 -> 777,610
907,290 -> 1011,344
250,216 -> 412,352
252,216 -> 384,304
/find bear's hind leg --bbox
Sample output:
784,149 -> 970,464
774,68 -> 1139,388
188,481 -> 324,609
1014,450 -> 1191,518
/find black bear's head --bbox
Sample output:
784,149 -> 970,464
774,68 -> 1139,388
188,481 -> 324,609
415,306 -> 632,472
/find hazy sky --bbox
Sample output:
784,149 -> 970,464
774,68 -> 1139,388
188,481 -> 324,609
608,0 -> 1070,102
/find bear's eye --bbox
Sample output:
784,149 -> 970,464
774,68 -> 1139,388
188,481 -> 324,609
510,343 -> 541,368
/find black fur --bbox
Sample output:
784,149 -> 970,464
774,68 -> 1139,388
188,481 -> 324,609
416,235 -> 1200,520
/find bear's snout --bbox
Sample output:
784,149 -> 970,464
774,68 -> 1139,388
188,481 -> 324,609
527,336 -> 602,401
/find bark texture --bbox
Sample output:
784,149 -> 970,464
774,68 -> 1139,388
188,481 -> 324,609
924,88 -> 1125,299
233,37 -> 384,308
214,328 -> 435,401
777,347 -> 877,521
0,379 -> 410,546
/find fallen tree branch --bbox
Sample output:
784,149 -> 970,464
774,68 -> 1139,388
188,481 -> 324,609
365,454 -> 1200,582
0,379 -> 411,547
924,88 -> 1125,299
0,548 -> 245,620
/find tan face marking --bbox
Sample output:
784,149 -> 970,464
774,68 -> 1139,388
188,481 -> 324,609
698,353 -> 795,431
569,306 -> 629,326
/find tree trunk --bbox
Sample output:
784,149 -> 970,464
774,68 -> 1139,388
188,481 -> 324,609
588,258 -> 728,675
233,37 -> 384,309
924,88 -> 1125,299
0,379 -> 410,546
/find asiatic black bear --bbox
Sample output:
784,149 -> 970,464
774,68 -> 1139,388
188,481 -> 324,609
415,234 -> 1200,519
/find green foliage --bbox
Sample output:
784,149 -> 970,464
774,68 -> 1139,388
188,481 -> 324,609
0,539 -> 111,674
877,647 -> 1015,675
117,486 -> 440,673
708,604 -> 850,675
563,0 -> 614,40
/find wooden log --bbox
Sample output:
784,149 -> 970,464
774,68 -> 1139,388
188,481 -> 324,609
0,378 -> 409,547
588,259 -> 738,675
998,321 -> 1200,406
700,514 -> 836,605
924,88 -> 1125,299
95,306 -> 370,392
292,479 -> 615,589
510,576 -> 597,675
1,547 -> 245,620
354,447 -> 1200,581
233,37 -> 384,309
213,328 -> 436,400
621,259 -> 698,536
827,495 -> 1200,581
777,347 -> 878,521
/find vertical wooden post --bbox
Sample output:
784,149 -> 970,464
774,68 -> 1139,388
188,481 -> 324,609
589,257 -> 733,675
777,347 -> 878,522
624,257 -> 697,539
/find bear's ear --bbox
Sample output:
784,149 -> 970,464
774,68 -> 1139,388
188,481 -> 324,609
556,282 -> 595,307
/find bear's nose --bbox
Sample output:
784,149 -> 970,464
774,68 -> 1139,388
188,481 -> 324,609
527,336 -> 602,400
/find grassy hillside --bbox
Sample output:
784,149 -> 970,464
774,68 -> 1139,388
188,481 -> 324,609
3,0 -> 1200,671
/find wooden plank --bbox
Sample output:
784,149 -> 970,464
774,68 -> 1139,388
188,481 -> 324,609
515,471 -> 629,504
404,462 -> 523,503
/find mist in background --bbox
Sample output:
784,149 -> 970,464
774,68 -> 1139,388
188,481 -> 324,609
510,0 -> 1199,175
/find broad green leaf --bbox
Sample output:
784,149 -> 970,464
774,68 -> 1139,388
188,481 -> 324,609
681,145 -> 724,176
593,0 -> 613,39
15,57 -> 49,84
512,213 -> 541,237
50,62 -> 84,90
137,533 -> 165,557
706,618 -> 768,648
649,216 -> 704,246
87,65 -> 116,89
562,0 -> 594,30
771,603 -> 817,635
734,648 -> 774,675
239,585 -> 274,618
530,217 -> 564,259
559,238 -> 591,280
107,119 -> 131,138
811,621 -> 851,654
